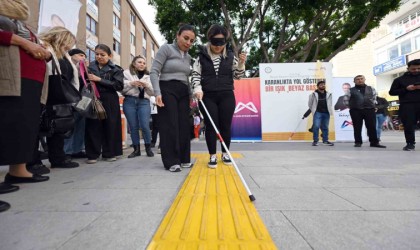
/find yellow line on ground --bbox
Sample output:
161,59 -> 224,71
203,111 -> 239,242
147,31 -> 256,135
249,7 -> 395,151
147,153 -> 278,250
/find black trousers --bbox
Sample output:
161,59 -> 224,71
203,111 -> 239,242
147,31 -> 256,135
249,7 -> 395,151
157,81 -> 191,169
199,90 -> 236,155
85,92 -> 123,159
399,102 -> 420,144
0,79 -> 41,165
349,108 -> 378,144
151,113 -> 159,144
47,134 -> 66,164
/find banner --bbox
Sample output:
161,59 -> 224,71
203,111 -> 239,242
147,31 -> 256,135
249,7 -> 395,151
232,78 -> 262,142
259,62 -> 333,141
332,77 -> 354,141
38,0 -> 82,35
332,77 -> 367,142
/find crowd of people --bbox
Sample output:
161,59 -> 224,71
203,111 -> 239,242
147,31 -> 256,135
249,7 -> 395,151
309,61 -> 420,150
2,0 -> 420,216
0,0 -> 247,212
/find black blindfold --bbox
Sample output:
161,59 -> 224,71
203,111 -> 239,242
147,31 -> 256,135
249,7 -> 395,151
210,37 -> 226,46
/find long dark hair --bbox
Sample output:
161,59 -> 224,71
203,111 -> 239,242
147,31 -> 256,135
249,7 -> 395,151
94,44 -> 112,55
206,24 -> 229,40
177,23 -> 195,36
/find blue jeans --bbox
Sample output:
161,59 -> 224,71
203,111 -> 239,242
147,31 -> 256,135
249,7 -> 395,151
64,111 -> 86,154
376,113 -> 386,140
123,96 -> 151,145
313,112 -> 330,142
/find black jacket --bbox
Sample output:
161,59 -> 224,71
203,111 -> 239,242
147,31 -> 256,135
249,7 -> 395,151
344,85 -> 376,109
88,60 -> 124,94
198,45 -> 234,92
389,72 -> 420,103
375,97 -> 389,115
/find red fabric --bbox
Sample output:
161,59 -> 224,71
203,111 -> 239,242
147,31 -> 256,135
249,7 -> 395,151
19,47 -> 46,83
0,30 -> 46,83
194,125 -> 200,139
0,31 -> 13,45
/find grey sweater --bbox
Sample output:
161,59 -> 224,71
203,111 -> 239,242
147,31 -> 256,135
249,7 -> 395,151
150,41 -> 192,96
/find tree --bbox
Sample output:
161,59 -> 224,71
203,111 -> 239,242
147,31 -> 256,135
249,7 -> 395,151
149,0 -> 400,73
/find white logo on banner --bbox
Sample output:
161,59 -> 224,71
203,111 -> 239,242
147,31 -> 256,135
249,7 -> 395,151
234,102 -> 258,114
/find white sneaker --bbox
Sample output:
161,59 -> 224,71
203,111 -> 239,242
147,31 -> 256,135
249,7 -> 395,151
208,155 -> 217,169
86,159 -> 97,164
103,157 -> 117,162
181,163 -> 193,168
221,153 -> 232,165
169,165 -> 181,172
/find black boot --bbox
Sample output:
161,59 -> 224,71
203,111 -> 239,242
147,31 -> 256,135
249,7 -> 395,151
145,144 -> 154,157
128,145 -> 141,158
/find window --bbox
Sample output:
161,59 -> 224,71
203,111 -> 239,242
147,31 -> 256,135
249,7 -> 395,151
86,15 -> 97,35
152,42 -> 155,57
142,30 -> 147,56
142,30 -> 147,48
130,33 -> 136,46
86,48 -> 95,62
113,0 -> 121,11
130,54 -> 134,61
388,45 -> 398,60
113,12 -> 120,29
130,12 -> 136,25
401,39 -> 412,55
113,39 -> 121,54
416,35 -> 420,50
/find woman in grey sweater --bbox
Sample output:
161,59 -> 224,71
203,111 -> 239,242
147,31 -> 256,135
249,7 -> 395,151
150,24 -> 196,172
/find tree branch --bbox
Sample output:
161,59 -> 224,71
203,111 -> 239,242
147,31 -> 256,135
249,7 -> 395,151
325,9 -> 375,61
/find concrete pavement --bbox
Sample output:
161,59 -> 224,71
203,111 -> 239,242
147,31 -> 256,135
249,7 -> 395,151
1,130 -> 420,249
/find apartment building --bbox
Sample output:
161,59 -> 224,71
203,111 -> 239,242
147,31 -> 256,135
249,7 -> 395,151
25,0 -> 160,70
372,0 -> 420,97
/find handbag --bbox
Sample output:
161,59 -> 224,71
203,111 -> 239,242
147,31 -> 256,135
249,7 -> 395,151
91,83 -> 107,120
74,61 -> 96,119
39,104 -> 75,137
75,61 -> 107,120
46,58 -> 81,106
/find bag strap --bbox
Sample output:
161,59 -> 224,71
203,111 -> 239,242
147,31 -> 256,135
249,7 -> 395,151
79,60 -> 100,99
79,60 -> 88,88
51,58 -> 60,76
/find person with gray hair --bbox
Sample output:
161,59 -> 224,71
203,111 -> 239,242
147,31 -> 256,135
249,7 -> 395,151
344,75 -> 386,148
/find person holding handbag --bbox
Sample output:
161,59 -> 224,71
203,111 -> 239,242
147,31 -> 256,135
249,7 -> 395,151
63,48 -> 88,159
122,55 -> 154,158
85,44 -> 124,163
0,0 -> 50,212
38,26 -> 80,169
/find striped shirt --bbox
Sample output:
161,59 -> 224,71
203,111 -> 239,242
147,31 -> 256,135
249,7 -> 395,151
191,44 -> 245,94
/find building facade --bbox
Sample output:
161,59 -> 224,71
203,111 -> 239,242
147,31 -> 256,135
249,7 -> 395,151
372,0 -> 420,97
25,0 -> 160,70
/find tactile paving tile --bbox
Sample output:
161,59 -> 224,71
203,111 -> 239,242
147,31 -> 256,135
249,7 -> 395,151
147,153 -> 277,250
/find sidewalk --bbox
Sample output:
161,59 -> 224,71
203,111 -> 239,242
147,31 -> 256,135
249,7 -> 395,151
1,130 -> 420,249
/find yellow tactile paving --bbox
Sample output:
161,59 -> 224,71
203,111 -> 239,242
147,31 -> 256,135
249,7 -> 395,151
147,153 -> 278,250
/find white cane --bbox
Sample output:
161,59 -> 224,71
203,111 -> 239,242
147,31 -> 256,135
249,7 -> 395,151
199,99 -> 255,202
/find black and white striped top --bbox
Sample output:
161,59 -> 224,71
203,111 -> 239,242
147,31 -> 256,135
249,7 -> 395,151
191,44 -> 245,94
